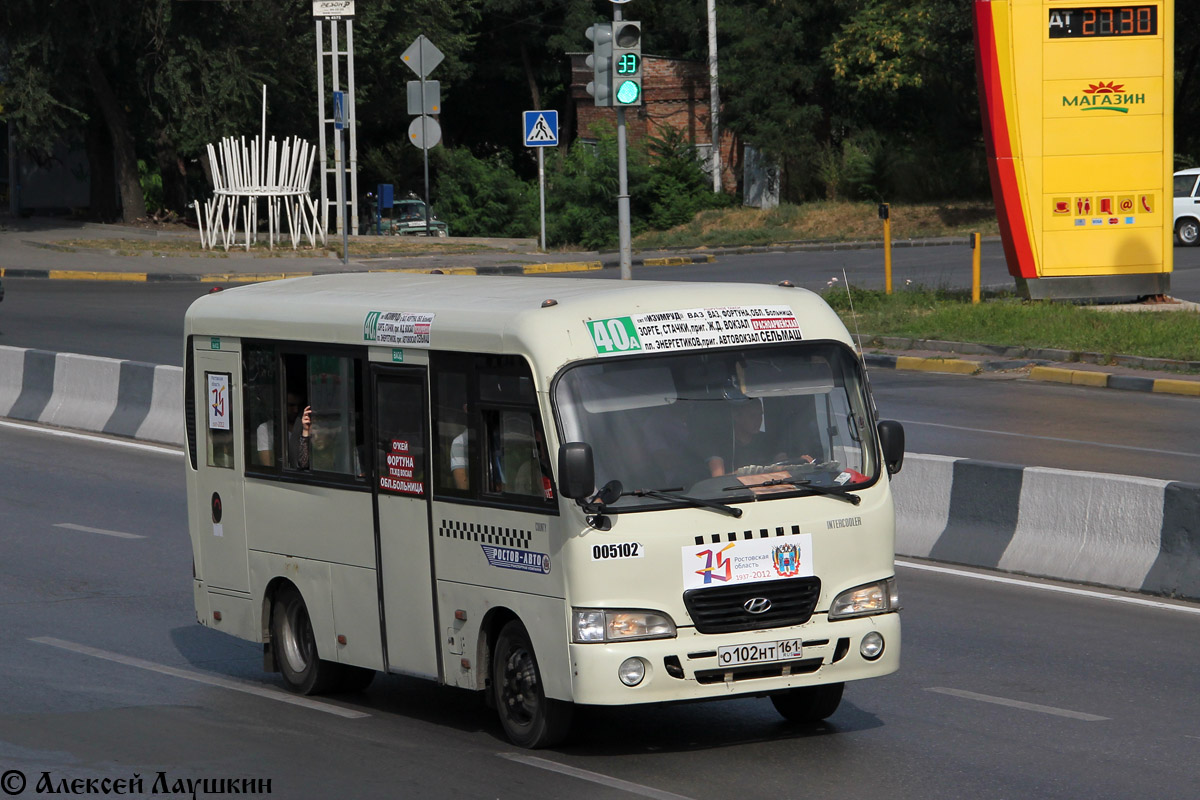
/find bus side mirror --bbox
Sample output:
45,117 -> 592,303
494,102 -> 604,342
558,442 -> 596,499
877,420 -> 905,475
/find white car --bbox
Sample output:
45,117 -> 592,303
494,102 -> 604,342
1173,167 -> 1200,246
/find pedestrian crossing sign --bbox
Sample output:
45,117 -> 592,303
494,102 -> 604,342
523,110 -> 559,148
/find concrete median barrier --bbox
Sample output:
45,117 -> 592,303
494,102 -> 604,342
0,344 -> 183,446
2,344 -> 1198,601
894,455 -> 1200,601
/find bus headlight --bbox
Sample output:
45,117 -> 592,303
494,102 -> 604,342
828,577 -> 899,620
572,609 -> 677,643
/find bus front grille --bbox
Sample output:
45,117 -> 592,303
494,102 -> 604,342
683,577 -> 822,634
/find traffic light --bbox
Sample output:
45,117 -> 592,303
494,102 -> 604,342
611,21 -> 642,107
585,23 -> 613,108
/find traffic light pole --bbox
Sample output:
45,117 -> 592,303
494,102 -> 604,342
614,5 -> 632,280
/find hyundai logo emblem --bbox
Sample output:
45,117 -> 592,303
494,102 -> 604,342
743,597 -> 772,614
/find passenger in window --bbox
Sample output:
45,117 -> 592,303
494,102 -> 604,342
292,402 -> 313,469
256,392 -> 309,468
450,405 -> 471,489
307,408 -> 364,475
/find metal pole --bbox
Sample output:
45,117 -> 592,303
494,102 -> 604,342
315,21 -> 328,234
614,4 -> 632,279
331,21 -> 344,238
419,41 -> 433,237
707,0 -> 722,193
346,20 -> 359,235
339,126 -> 349,264
538,146 -> 546,251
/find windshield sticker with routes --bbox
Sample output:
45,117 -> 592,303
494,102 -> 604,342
586,305 -> 801,356
363,311 -> 435,346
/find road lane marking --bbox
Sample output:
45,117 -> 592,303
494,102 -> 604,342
498,754 -> 696,800
896,560 -> 1200,616
54,523 -> 146,540
0,419 -> 182,456
926,687 -> 1109,721
893,418 -> 1200,460
30,636 -> 370,720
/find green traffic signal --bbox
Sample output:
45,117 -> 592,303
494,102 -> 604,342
615,79 -> 641,105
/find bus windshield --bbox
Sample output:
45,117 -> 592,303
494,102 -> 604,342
554,342 -> 879,511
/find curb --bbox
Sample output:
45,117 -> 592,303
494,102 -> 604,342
1028,365 -> 1200,396
863,351 -> 1200,397
0,254 -> 714,283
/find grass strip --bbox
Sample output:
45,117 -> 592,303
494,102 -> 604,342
822,286 -> 1200,366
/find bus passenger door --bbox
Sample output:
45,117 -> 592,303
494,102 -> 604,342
193,346 -> 249,594
372,368 -> 439,679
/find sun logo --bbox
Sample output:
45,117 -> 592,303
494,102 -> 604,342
1084,81 -> 1125,94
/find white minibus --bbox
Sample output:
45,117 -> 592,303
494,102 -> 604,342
184,273 -> 905,747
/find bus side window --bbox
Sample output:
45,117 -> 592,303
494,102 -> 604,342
433,366 -> 472,494
483,409 -> 553,500
305,354 -> 365,478
243,345 -> 278,469
282,354 -> 310,470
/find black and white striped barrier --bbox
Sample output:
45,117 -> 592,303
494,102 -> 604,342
0,345 -> 182,445
893,454 -> 1200,602
2,345 -> 1197,601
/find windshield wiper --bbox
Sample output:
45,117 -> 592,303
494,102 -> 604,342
625,487 -> 743,518
725,477 -> 862,506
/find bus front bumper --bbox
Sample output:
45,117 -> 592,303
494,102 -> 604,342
567,612 -> 899,706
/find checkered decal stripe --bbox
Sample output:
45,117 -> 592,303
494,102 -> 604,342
440,519 -> 533,549
695,525 -> 800,546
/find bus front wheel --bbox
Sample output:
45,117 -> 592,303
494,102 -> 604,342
492,621 -> 573,748
271,585 -> 341,695
770,682 -> 844,723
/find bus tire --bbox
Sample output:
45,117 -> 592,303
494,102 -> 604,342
492,620 -> 572,748
1177,218 -> 1200,247
769,682 -> 844,723
271,585 -> 340,696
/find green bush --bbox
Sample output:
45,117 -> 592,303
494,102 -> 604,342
433,148 -> 538,238
643,126 -> 733,229
545,127 -> 646,249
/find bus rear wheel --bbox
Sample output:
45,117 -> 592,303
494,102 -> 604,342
492,621 -> 573,748
770,682 -> 844,723
271,585 -> 342,695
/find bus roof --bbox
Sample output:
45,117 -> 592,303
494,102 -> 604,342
184,273 -> 851,375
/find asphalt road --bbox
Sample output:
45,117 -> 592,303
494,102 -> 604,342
872,369 -> 1200,483
2,422 -> 1199,799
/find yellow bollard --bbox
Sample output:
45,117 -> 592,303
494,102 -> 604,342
971,232 -> 981,304
879,203 -> 892,294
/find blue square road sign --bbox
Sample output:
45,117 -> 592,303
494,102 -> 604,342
523,110 -> 559,148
